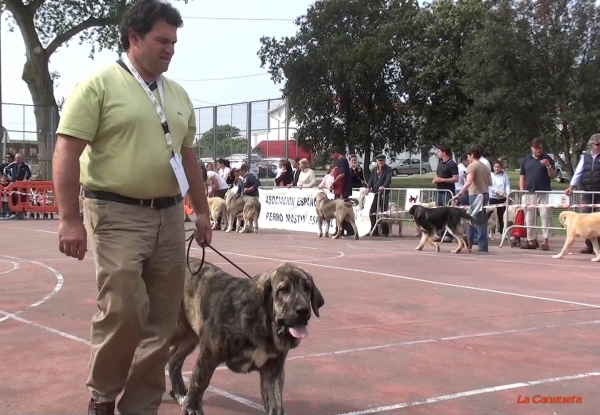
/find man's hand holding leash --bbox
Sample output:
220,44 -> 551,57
181,147 -> 212,247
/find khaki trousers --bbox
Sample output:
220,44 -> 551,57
83,197 -> 185,415
522,193 -> 552,240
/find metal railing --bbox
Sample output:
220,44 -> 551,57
499,190 -> 600,248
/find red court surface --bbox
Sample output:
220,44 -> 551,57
1,218 -> 599,415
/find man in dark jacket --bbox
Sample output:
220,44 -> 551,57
564,133 -> 600,254
366,154 -> 393,236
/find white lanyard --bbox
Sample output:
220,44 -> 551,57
120,52 -> 173,155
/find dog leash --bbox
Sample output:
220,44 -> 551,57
185,229 -> 253,279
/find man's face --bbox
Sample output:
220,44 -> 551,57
350,157 -> 357,166
4,154 -> 13,164
376,158 -> 385,167
330,151 -> 340,161
129,18 -> 177,78
15,154 -> 23,164
531,145 -> 543,158
592,142 -> 600,155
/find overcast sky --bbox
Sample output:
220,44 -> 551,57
1,0 -> 314,139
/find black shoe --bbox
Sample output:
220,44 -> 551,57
88,399 -> 115,415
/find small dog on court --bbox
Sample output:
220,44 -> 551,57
224,189 -> 261,233
168,258 -> 325,415
207,197 -> 226,230
552,210 -> 600,262
485,206 -> 499,240
314,191 -> 360,239
408,204 -> 486,253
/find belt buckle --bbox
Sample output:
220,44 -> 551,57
149,198 -> 156,209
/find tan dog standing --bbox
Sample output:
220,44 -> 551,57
207,197 -> 226,230
224,188 -> 261,233
314,191 -> 359,239
552,210 -> 600,262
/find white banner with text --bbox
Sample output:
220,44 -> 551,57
257,187 -> 375,237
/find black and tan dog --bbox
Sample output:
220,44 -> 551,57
314,191 -> 360,239
168,258 -> 325,415
408,204 -> 486,253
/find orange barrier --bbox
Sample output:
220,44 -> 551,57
5,181 -> 59,214
184,195 -> 194,216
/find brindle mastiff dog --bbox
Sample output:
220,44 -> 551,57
168,257 -> 325,415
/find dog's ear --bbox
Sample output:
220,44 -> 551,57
308,275 -> 325,318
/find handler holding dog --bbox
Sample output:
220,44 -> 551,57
52,1 -> 212,414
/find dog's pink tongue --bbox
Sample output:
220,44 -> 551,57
288,325 -> 308,339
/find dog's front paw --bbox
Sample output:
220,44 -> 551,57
181,407 -> 204,415
169,390 -> 187,406
591,256 -> 600,262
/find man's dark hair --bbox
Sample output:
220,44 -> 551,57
438,144 -> 452,157
460,153 -> 468,162
530,136 -> 547,150
330,146 -> 344,155
240,163 -> 250,172
120,0 -> 184,51
467,145 -> 481,159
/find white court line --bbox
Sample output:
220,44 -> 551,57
208,251 -> 600,310
342,242 -> 600,270
0,259 -> 20,275
0,255 -> 64,323
180,318 -> 600,376
331,371 -> 600,415
34,229 -> 59,234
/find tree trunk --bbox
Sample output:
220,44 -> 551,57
22,47 -> 59,181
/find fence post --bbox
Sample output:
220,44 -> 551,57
246,101 -> 252,163
212,105 -> 217,162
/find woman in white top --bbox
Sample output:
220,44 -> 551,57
489,159 -> 511,235
207,169 -> 229,198
317,165 -> 335,190
296,158 -> 316,189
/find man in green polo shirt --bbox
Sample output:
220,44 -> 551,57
51,1 -> 211,414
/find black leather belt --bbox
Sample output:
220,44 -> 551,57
83,188 -> 182,209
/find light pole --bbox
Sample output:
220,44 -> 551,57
0,7 -> 4,159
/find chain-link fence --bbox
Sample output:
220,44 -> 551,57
1,102 -> 58,179
194,97 -> 309,178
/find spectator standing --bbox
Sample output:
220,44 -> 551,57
433,145 -> 459,207
564,133 -> 600,254
3,153 -> 32,219
349,154 -> 366,188
0,152 -> 13,174
455,153 -> 470,206
489,160 -> 511,235
296,158 -> 316,189
274,159 -> 294,187
519,137 -> 556,250
291,157 -> 301,186
366,154 -> 392,237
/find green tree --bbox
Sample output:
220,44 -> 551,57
196,124 -> 246,159
399,0 -> 489,158
258,0 -> 421,174
459,0 -> 600,172
3,0 -> 192,179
